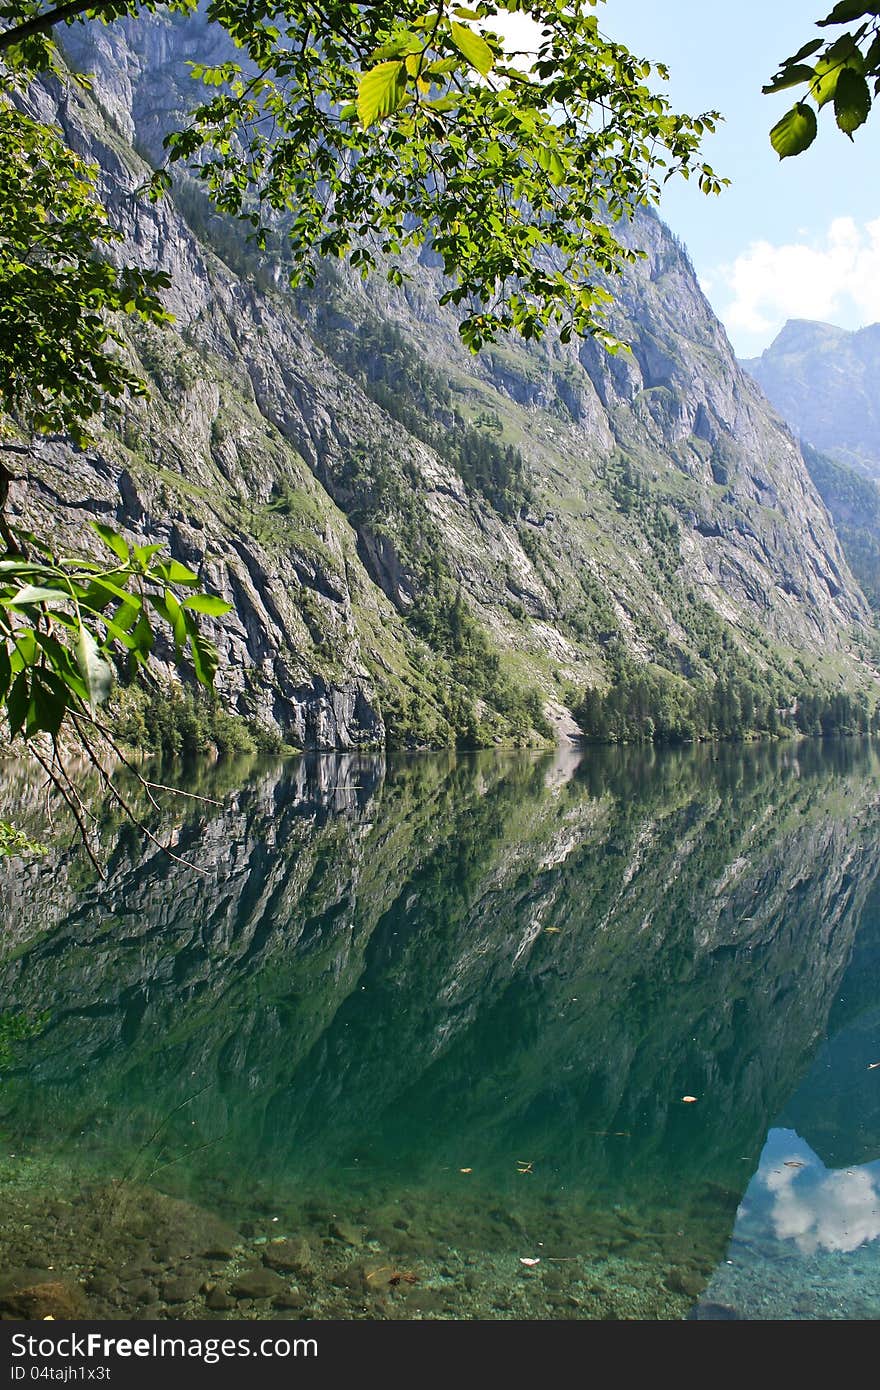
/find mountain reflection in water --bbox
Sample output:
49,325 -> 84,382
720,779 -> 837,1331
1,741 -> 880,1320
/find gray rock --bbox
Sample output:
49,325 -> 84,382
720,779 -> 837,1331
231,1267 -> 287,1301
329,1221 -> 363,1247
205,1287 -> 236,1311
160,1274 -> 202,1304
263,1238 -> 314,1275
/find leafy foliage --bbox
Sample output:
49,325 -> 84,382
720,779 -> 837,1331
574,650 -> 878,745
166,0 -> 723,350
1,0 -> 722,354
112,683 -> 285,758
0,521 -> 231,745
0,49 -> 236,802
765,4 -> 880,155
0,818 -> 46,856
0,104 -> 170,446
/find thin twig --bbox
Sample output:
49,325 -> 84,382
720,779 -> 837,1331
69,714 -> 209,876
77,708 -> 224,806
29,742 -> 104,878
113,1081 -> 215,1193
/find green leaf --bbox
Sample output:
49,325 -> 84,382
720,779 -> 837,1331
0,646 -> 11,704
130,611 -> 154,662
5,585 -> 69,607
7,672 -> 28,738
189,631 -> 220,686
150,559 -> 200,586
425,93 -> 462,112
26,671 -> 66,738
133,543 -> 164,568
834,65 -> 872,130
762,64 -> 817,95
100,613 -> 141,650
782,39 -> 824,65
449,21 -> 495,77
13,630 -> 38,667
819,2 -> 880,26
770,102 -> 819,157
83,577 -> 139,610
148,591 -> 187,649
370,32 -> 421,62
75,625 -> 113,707
812,48 -> 862,106
357,60 -> 407,128
91,522 -> 131,564
536,145 -> 566,183
181,593 -> 233,616
0,561 -> 50,574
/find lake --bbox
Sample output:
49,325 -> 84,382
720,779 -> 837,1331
1,740 -> 879,1320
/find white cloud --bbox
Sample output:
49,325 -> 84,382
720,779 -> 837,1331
712,217 -> 880,350
763,1153 -> 880,1256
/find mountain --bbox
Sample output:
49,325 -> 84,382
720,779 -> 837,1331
7,16 -> 878,750
742,319 -> 880,478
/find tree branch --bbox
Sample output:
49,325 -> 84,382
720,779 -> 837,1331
0,0 -> 124,55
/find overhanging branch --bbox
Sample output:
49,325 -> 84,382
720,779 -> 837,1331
0,0 -> 123,55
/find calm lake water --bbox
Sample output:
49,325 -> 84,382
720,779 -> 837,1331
1,740 -> 879,1320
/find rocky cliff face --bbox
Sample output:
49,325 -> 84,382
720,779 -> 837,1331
743,318 -> 880,478
8,17 -> 877,746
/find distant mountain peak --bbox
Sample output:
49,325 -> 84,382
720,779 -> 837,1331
743,320 -> 880,478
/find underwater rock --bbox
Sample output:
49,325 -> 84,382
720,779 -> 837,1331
160,1274 -> 202,1304
205,1288 -> 236,1312
231,1268 -> 287,1301
329,1221 -> 363,1247
687,1300 -> 740,1320
273,1289 -> 305,1309
263,1238 -> 313,1275
666,1268 -> 707,1300
0,1278 -> 89,1320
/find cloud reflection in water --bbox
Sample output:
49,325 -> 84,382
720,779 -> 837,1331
745,1129 -> 880,1257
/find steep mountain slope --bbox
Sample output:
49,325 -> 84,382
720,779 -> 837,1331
7,16 -> 877,748
743,319 -> 880,477
799,442 -> 880,613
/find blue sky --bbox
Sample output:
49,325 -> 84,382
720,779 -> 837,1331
499,2 -> 880,356
599,0 -> 880,356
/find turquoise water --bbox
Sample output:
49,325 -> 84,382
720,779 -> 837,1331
1,741 -> 879,1320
